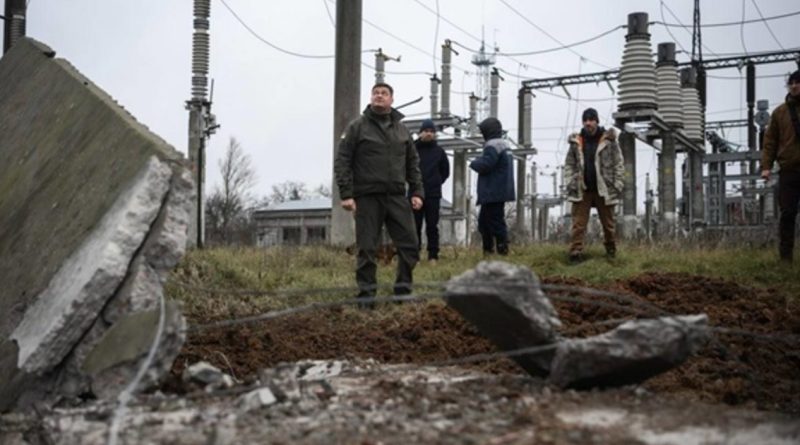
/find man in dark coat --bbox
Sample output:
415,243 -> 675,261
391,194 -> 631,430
762,70 -> 800,263
469,117 -> 515,255
334,83 -> 424,305
413,118 -> 450,263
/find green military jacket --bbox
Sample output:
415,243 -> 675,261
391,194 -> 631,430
335,106 -> 424,200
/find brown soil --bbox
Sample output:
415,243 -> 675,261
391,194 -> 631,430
171,272 -> 800,413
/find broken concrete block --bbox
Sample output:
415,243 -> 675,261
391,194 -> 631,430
0,38 -> 192,411
183,362 -> 234,389
237,388 -> 278,413
82,301 -> 186,400
549,315 -> 710,389
11,156 -> 172,375
444,261 -> 562,377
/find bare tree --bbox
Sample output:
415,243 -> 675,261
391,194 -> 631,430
269,181 -> 308,204
206,137 -> 257,244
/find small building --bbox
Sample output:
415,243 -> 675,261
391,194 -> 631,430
254,198 -> 331,247
253,197 -> 460,247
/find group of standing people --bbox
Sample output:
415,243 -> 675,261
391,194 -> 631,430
334,72 -> 800,305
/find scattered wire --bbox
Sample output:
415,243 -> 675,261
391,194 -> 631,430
750,0 -> 785,50
497,0 -> 613,69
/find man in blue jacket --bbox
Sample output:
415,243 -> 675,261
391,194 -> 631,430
470,117 -> 515,255
414,119 -> 450,263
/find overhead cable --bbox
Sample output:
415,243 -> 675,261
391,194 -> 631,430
653,8 -> 800,28
750,0 -> 785,50
453,25 -> 625,57
496,0 -> 613,69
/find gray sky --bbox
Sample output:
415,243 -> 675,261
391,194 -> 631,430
19,0 -> 800,210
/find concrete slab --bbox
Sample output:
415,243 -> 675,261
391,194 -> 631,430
444,261 -> 562,377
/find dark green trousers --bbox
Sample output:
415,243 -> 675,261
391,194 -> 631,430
354,194 -> 419,298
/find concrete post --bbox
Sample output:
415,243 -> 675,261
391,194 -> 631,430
330,0 -> 361,246
430,74 -> 439,118
441,40 -> 452,117
374,49 -> 385,84
3,0 -> 25,54
490,69 -> 500,118
689,150 -> 705,227
468,94 -> 478,136
530,163 -> 538,240
452,149 -> 468,245
516,155 -> 527,236
620,131 -> 637,238
659,131 -> 677,236
644,173 -> 653,240
746,62 -> 756,182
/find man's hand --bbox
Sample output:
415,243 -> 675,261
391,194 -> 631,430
761,169 -> 771,181
341,198 -> 356,212
411,196 -> 423,211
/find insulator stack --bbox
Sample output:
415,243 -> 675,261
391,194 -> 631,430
655,42 -> 683,128
9,14 -> 26,48
680,67 -> 704,143
191,0 -> 211,100
617,13 -> 657,111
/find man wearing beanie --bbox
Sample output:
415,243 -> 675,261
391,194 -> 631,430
563,108 -> 624,263
470,117 -> 515,255
335,83 -> 424,306
413,119 -> 450,263
761,70 -> 800,263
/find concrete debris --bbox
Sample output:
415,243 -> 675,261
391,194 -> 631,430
549,315 -> 710,389
0,38 -> 193,412
444,261 -> 562,377
445,262 -> 711,389
237,388 -> 278,413
299,360 -> 344,381
183,362 -> 235,390
1,359 -> 797,445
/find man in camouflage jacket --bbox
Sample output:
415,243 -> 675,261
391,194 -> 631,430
563,108 -> 624,262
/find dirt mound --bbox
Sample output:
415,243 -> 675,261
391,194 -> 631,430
172,272 -> 800,412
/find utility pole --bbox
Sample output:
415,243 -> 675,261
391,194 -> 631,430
373,48 -> 399,85
186,0 -> 218,248
330,0 -> 362,246
3,0 -> 25,54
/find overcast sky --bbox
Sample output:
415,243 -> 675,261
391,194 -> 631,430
17,0 -> 800,211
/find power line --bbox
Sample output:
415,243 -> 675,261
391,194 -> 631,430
410,0 -> 481,44
220,0 -> 337,59
659,0 -> 721,58
750,0 -> 785,50
455,25 -> 625,57
740,0 -> 749,55
432,0 -> 440,75
496,0 -> 613,69
659,1 -> 689,54
653,8 -> 800,28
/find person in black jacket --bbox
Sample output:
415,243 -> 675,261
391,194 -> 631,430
470,117 -> 515,255
334,83 -> 424,305
413,119 -> 450,263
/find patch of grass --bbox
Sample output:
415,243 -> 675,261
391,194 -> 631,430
167,242 -> 799,320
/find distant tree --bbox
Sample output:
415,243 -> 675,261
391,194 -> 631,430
206,137 -> 257,244
312,183 -> 331,198
269,181 -> 309,204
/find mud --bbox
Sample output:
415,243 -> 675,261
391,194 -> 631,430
173,272 -> 800,413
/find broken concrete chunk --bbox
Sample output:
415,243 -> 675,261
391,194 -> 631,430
444,261 -> 562,377
11,156 -> 172,375
548,314 -> 710,389
183,362 -> 234,390
237,388 -> 278,413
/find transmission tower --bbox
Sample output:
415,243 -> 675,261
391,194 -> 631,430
471,39 -> 496,123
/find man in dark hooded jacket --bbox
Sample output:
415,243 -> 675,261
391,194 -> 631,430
470,117 -> 515,255
413,118 -> 450,262
334,83 -> 424,305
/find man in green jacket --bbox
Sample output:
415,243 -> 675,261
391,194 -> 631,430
335,83 -> 424,305
761,70 -> 800,263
